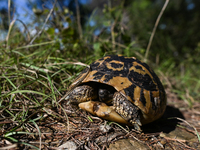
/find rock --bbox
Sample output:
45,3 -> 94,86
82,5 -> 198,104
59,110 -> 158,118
160,127 -> 197,142
99,123 -> 112,133
58,141 -> 77,150
96,132 -> 124,145
109,139 -> 150,150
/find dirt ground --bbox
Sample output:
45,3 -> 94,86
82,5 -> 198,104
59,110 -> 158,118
1,89 -> 200,149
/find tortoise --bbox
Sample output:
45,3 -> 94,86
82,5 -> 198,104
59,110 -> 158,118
65,55 -> 166,130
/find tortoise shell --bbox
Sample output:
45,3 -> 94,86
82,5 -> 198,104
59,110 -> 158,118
70,55 -> 166,124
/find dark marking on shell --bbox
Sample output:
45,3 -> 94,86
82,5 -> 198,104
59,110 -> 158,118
103,74 -> 115,83
135,65 -> 143,70
93,72 -> 105,80
140,88 -> 146,107
150,91 -> 157,110
110,62 -> 123,69
128,70 -> 157,91
123,84 -> 136,102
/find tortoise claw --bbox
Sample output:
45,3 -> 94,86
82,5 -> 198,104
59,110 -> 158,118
134,123 -> 141,131
136,119 -> 142,126
79,101 -> 130,124
130,119 -> 142,131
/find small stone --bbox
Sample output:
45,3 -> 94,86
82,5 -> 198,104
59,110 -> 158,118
58,141 -> 77,150
160,138 -> 167,145
160,128 -> 197,141
99,124 -> 112,133
109,139 -> 150,150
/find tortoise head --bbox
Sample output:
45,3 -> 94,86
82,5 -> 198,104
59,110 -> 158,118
65,85 -> 97,104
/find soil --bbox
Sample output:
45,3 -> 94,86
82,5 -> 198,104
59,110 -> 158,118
1,89 -> 200,149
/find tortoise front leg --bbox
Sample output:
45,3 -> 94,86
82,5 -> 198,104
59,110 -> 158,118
113,92 -> 142,131
79,101 -> 130,125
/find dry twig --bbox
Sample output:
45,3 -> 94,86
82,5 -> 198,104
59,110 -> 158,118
29,0 -> 57,45
144,0 -> 169,62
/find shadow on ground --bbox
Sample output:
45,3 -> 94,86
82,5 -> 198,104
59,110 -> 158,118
142,105 -> 184,133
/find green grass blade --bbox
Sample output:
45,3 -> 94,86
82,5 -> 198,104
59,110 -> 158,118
2,75 -> 17,89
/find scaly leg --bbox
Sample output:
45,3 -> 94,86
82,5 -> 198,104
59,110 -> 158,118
113,92 -> 142,131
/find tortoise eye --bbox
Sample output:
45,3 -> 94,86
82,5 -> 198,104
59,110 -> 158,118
99,89 -> 109,97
